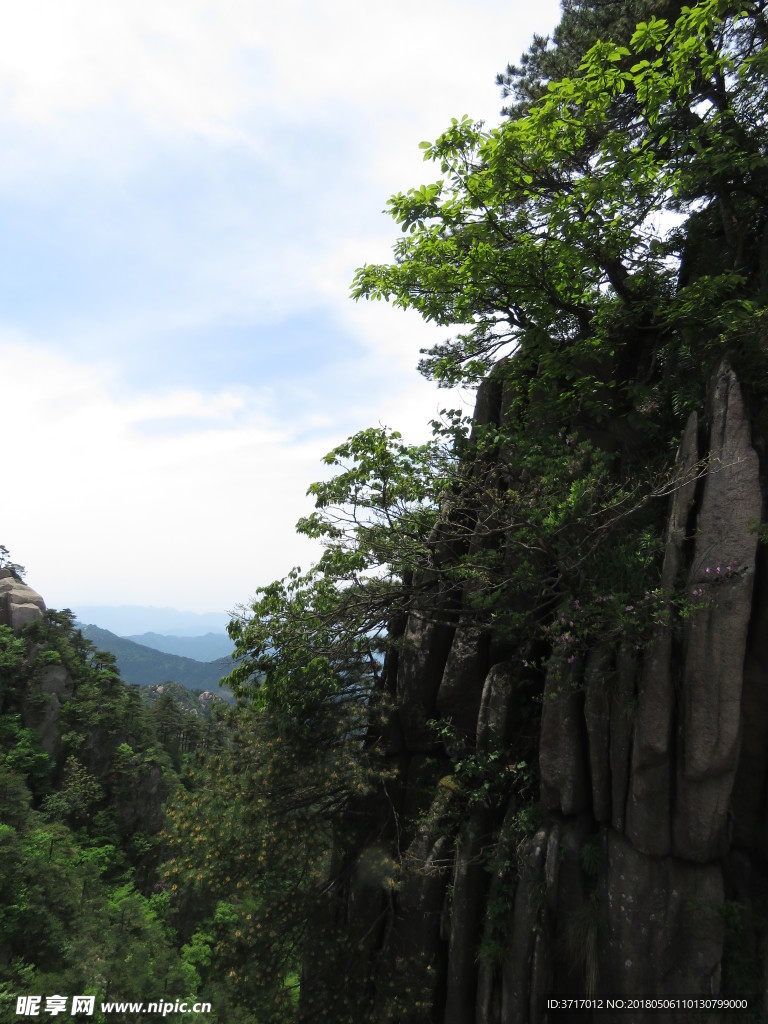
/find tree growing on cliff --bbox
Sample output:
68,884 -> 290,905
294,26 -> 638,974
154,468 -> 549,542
172,1 -> 768,1018
354,0 -> 767,395
350,0 -> 768,644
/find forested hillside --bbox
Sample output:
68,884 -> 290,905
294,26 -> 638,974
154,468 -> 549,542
125,633 -> 233,663
77,624 -> 233,690
0,566 -> 231,1022
3,1 -> 768,1022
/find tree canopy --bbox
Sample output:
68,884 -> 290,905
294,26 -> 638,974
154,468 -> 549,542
353,0 -> 768,399
173,1 -> 768,1019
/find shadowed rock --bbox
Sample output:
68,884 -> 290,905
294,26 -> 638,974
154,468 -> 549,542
609,644 -> 637,834
303,361 -> 768,1019
597,830 -> 723,1006
397,605 -> 455,749
540,650 -> 590,815
476,662 -> 515,753
436,620 -> 490,741
626,412 -> 700,855
502,825 -> 549,1024
674,365 -> 761,862
444,808 -> 491,1024
584,647 -> 613,823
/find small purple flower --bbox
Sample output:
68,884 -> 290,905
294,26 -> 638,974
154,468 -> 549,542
574,599 -> 581,611
716,566 -> 721,575
705,567 -> 711,575
625,604 -> 634,613
567,655 -> 575,664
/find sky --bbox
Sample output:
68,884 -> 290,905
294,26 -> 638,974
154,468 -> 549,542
1,0 -> 562,622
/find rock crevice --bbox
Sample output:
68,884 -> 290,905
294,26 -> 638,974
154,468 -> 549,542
312,362 -> 768,1022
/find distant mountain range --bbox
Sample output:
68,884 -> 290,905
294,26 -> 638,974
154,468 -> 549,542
78,623 -> 235,690
71,604 -> 231,637
125,631 -> 234,662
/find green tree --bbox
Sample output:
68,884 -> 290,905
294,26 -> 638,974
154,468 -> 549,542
354,0 -> 768,394
174,2 -> 768,1018
348,0 -> 768,649
0,606 -> 200,1020
497,0 -> 687,115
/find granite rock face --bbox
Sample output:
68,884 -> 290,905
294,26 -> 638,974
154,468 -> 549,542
0,569 -> 46,631
674,368 -> 761,861
309,362 -> 768,1022
625,412 -> 699,856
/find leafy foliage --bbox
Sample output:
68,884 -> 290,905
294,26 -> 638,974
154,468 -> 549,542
356,1 -> 767,391
0,610 -> 213,1022
212,3 -> 768,1016
4,2 -> 768,1020
0,545 -> 26,581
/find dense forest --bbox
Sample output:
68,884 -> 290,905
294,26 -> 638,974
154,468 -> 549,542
4,0 -> 768,1021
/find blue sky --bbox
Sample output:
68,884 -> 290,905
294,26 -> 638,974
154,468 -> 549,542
1,0 -> 561,617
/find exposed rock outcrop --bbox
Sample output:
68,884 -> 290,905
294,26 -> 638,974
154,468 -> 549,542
674,368 -> 762,861
625,412 -> 699,855
308,361 -> 768,1022
0,569 -> 45,631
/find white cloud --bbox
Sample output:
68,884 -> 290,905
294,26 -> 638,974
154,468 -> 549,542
0,341 -> 330,611
0,0 -> 563,615
0,1 -> 249,132
1,330 -> 468,612
0,1 -> 559,148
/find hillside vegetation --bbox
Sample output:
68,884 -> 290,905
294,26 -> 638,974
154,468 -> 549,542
3,2 -> 768,1022
77,624 -> 234,690
0,587 -> 234,1022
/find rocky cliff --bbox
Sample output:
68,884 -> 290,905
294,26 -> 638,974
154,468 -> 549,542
304,360 -> 767,1024
0,569 -> 46,632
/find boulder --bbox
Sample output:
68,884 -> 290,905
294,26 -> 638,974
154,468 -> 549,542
0,571 -> 45,631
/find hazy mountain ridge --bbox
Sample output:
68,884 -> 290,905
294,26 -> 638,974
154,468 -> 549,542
125,631 -> 233,662
78,622 -> 234,690
72,604 -> 230,636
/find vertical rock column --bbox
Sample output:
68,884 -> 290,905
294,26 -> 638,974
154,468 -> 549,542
673,365 -> 761,862
625,411 -> 699,855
